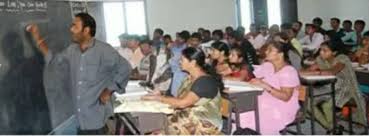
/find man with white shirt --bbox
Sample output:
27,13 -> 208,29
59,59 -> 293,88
248,25 -> 269,50
117,35 -> 144,69
299,24 -> 324,51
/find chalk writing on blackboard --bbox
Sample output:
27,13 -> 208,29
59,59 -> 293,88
70,1 -> 88,16
0,0 -> 47,13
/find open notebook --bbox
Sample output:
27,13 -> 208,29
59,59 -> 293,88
223,80 -> 264,93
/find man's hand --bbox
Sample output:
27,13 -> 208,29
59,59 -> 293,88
26,24 -> 42,41
99,88 -> 113,105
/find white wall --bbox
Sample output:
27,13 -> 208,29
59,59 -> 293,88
298,0 -> 369,30
146,0 -> 238,37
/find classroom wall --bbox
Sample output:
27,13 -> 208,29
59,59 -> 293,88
297,0 -> 369,30
146,0 -> 238,37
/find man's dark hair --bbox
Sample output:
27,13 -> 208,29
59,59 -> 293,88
229,31 -> 244,41
179,30 -> 191,42
225,26 -> 234,32
331,17 -> 341,24
154,28 -> 164,36
75,13 -> 96,37
343,20 -> 352,26
305,23 -> 316,29
204,30 -> 211,35
163,34 -> 172,40
313,17 -> 323,26
140,39 -> 153,46
355,20 -> 366,26
212,29 -> 224,39
198,27 -> 205,31
191,32 -> 202,40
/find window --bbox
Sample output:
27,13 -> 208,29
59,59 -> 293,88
238,0 -> 253,33
103,0 -> 147,47
266,0 -> 281,27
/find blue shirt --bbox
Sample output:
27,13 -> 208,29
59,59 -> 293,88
169,44 -> 187,96
45,39 -> 132,130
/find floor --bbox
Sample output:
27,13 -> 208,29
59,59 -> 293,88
285,118 -> 368,135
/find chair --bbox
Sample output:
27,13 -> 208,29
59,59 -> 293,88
280,107 -> 305,135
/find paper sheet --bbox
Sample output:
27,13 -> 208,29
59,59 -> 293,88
301,75 -> 336,81
223,80 -> 264,93
114,81 -> 173,114
114,100 -> 174,114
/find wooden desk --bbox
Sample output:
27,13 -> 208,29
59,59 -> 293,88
115,112 -> 168,135
114,81 -> 169,135
300,75 -> 337,135
222,90 -> 263,134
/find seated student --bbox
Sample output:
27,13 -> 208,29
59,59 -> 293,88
341,20 -> 357,50
245,24 -> 259,40
236,26 -> 246,36
209,41 -> 231,76
353,31 -> 369,94
353,31 -> 369,65
353,20 -> 366,51
238,41 -> 300,134
224,46 -> 255,81
197,27 -> 205,36
200,30 -> 215,55
248,25 -> 269,50
145,35 -> 173,93
152,28 -> 164,53
326,18 -> 345,42
154,34 -> 172,75
119,35 -> 144,70
292,21 -> 304,40
132,40 -> 156,81
189,32 -> 202,48
224,26 -> 234,40
228,31 -> 259,66
313,17 -> 327,35
213,29 -> 224,42
300,41 -> 367,134
168,31 -> 190,97
202,29 -> 212,43
268,24 -> 280,41
142,47 -> 224,135
275,32 -> 303,70
281,23 -> 303,56
299,24 -> 324,51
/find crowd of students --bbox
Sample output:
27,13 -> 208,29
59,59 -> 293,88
116,17 -> 369,135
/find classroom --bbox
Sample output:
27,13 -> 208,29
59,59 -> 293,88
0,0 -> 369,135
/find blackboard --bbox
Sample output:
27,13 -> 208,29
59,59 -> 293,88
0,0 -> 76,134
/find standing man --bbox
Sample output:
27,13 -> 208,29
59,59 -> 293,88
27,13 -> 131,134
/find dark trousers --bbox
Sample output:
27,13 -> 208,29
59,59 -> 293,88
77,125 -> 108,135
